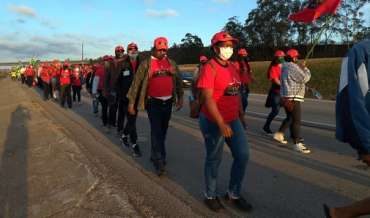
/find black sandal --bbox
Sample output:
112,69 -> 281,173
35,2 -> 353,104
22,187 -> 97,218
323,204 -> 332,218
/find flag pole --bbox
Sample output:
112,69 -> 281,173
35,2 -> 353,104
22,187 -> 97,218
304,16 -> 332,62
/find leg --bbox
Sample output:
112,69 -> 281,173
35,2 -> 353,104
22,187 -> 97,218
77,86 -> 81,102
66,85 -> 72,108
159,101 -> 172,161
60,85 -> 66,107
117,99 -> 126,133
199,113 -> 225,198
278,107 -> 292,133
225,119 -> 249,198
263,92 -> 281,131
290,102 -> 302,143
72,86 -> 77,102
146,100 -> 164,162
98,93 -> 108,126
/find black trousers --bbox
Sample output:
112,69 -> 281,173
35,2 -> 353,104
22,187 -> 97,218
60,85 -> 72,108
278,101 -> 302,143
43,81 -> 51,100
146,98 -> 173,163
98,90 -> 108,126
26,76 -> 33,87
72,85 -> 82,102
117,98 -> 138,143
108,94 -> 118,127
21,75 -> 25,84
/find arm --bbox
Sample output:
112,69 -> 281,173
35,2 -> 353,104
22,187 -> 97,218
92,76 -> 99,95
127,59 -> 148,114
174,63 -> 184,110
289,63 -> 311,84
202,89 -> 233,137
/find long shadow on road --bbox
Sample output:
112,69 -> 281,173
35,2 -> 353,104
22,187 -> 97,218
0,106 -> 30,218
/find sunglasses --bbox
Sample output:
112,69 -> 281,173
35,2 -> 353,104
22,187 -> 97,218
157,49 -> 167,52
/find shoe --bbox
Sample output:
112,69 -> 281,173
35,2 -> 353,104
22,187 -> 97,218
120,134 -> 129,147
323,204 -> 332,218
263,126 -> 273,134
131,144 -> 142,157
273,132 -> 288,144
225,194 -> 253,212
204,197 -> 224,212
293,142 -> 311,154
154,161 -> 167,176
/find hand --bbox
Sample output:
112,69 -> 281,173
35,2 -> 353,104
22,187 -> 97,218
128,104 -> 136,115
175,98 -> 183,111
361,154 -> 370,166
299,61 -> 307,69
219,122 -> 233,138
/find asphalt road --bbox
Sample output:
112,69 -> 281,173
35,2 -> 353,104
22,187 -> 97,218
29,86 -> 370,217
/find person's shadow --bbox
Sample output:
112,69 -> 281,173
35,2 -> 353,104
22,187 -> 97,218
0,106 -> 30,218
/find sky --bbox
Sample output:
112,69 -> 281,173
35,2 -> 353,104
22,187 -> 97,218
0,0 -> 368,62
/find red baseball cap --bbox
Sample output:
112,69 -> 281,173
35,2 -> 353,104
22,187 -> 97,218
199,55 -> 208,62
274,50 -> 285,57
127,42 -> 138,50
154,37 -> 168,50
238,48 -> 248,56
286,49 -> 299,58
211,31 -> 238,47
115,45 -> 125,53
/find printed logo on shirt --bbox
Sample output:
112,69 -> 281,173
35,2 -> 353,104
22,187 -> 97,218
224,79 -> 241,96
152,70 -> 172,78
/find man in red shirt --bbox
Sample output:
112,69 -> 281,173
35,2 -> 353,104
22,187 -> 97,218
59,61 -> 72,108
25,65 -> 35,87
72,64 -> 83,105
127,37 -> 183,176
197,31 -> 252,212
263,50 -> 286,134
92,57 -> 109,128
40,63 -> 52,100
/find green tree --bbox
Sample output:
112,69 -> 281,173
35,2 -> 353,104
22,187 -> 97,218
180,33 -> 204,48
223,16 -> 248,47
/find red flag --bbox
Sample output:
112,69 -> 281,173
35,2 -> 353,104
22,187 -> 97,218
289,0 -> 341,23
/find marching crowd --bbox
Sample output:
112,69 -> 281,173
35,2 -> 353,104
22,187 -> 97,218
9,31 -> 370,216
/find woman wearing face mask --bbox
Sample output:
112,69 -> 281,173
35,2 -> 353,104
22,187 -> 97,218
263,50 -> 286,134
197,31 -> 252,212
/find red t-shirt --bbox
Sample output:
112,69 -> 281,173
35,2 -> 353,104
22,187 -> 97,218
72,68 -> 82,86
197,59 -> 241,123
60,69 -> 71,86
268,64 -> 282,93
41,66 -> 51,83
95,64 -> 105,91
50,66 -> 59,78
131,60 -> 138,73
147,57 -> 174,98
233,61 -> 252,84
25,67 -> 34,77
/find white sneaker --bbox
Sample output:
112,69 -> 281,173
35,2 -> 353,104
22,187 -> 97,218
273,132 -> 288,144
293,142 -> 311,154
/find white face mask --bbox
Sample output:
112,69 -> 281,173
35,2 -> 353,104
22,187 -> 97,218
219,47 -> 233,61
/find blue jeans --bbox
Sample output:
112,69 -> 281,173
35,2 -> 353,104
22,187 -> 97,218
264,91 -> 281,129
199,113 -> 249,198
241,85 -> 250,112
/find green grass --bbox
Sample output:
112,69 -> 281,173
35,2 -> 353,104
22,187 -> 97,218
179,57 -> 342,100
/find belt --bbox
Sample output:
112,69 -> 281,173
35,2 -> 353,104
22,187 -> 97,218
147,97 -> 173,104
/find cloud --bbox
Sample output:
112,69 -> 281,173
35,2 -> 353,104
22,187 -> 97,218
8,5 -> 37,18
16,18 -> 26,24
212,0 -> 231,3
145,9 -> 179,18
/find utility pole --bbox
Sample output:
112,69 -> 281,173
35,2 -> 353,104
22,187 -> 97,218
82,42 -> 84,62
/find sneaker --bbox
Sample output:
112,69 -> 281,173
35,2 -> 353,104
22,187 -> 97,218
273,132 -> 288,144
120,134 -> 129,147
131,144 -> 142,157
263,126 -> 273,134
225,194 -> 253,212
204,197 -> 224,212
293,142 -> 311,154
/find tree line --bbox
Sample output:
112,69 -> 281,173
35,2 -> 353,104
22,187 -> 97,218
152,0 -> 370,64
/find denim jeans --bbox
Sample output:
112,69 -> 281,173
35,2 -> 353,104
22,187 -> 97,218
241,84 -> 250,113
264,91 -> 281,130
146,98 -> 173,163
199,113 -> 249,198
117,98 -> 138,144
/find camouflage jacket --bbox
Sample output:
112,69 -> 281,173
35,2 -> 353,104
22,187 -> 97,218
126,56 -> 184,110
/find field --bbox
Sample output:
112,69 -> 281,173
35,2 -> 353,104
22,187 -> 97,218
179,58 -> 342,100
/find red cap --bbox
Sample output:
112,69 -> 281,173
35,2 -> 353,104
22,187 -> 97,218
199,55 -> 208,62
286,49 -> 299,58
127,42 -> 138,50
154,37 -> 168,50
115,45 -> 125,53
211,31 -> 238,47
103,55 -> 110,61
63,61 -> 70,67
238,48 -> 248,56
274,50 -> 285,57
